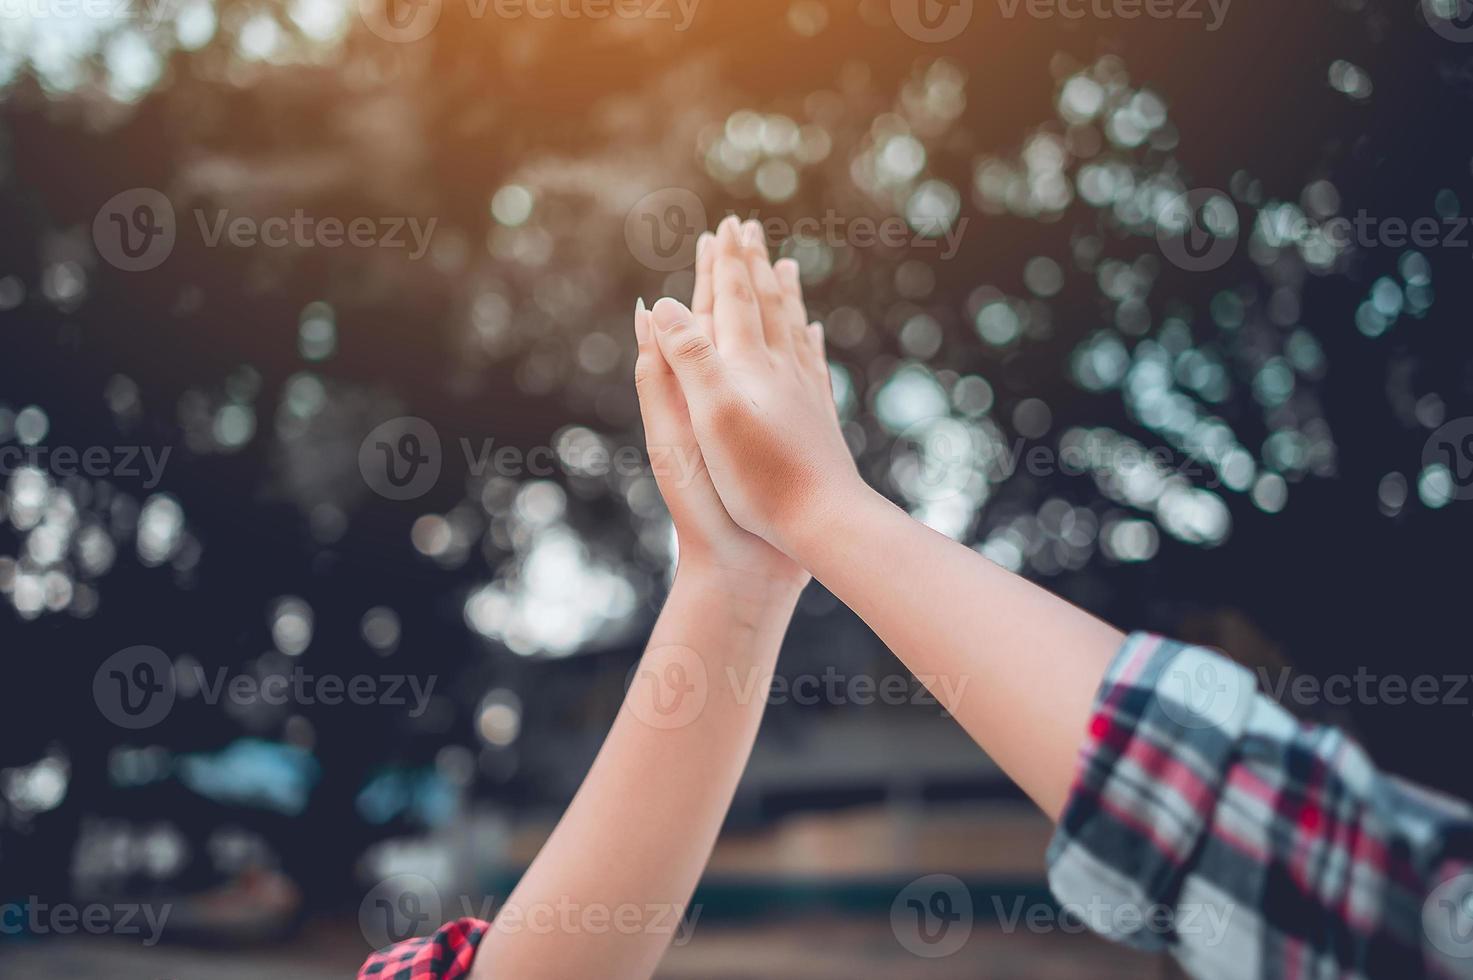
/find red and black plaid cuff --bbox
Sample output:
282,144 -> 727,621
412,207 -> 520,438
358,917 -> 490,980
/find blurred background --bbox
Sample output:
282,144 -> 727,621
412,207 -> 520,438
1,0 -> 1472,975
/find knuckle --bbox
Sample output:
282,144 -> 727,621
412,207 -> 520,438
727,280 -> 756,307
756,283 -> 784,310
632,356 -> 660,388
672,333 -> 716,364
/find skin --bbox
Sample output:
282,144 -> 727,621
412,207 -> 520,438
469,232 -> 824,980
467,214 -> 1124,978
647,215 -> 1125,820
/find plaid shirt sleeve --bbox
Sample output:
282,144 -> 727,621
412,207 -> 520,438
358,918 -> 490,980
1046,632 -> 1473,980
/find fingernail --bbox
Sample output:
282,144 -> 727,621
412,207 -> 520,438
634,297 -> 651,343
697,232 -> 713,258
742,220 -> 763,248
651,297 -> 691,332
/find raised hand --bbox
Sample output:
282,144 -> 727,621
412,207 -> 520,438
646,216 -> 860,555
632,228 -> 809,590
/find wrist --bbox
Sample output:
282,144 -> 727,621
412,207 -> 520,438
772,476 -> 881,564
672,559 -> 806,612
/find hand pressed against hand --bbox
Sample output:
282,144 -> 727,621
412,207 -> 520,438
647,216 -> 860,555
632,230 -> 809,591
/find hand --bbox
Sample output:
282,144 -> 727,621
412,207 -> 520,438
632,233 -> 810,593
646,216 -> 862,557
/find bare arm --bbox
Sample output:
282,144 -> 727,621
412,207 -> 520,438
645,217 -> 1123,820
470,244 -> 814,979
470,568 -> 799,980
787,487 -> 1122,820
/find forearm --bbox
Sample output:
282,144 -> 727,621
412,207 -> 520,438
471,566 -> 799,980
788,486 -> 1123,820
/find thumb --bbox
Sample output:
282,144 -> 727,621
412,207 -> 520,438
649,297 -> 735,415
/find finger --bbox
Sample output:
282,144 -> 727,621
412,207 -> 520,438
713,216 -> 765,355
740,220 -> 792,353
806,322 -> 840,421
632,297 -> 669,383
691,231 -> 716,318
774,258 -> 808,321
650,297 -> 740,421
774,257 -> 809,351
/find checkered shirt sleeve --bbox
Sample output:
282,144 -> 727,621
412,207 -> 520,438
1046,632 -> 1473,979
357,917 -> 490,980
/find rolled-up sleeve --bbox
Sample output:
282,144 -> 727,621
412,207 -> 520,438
358,917 -> 489,980
1046,633 -> 1473,980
